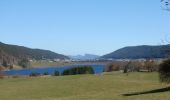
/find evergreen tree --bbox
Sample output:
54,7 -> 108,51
159,58 -> 170,83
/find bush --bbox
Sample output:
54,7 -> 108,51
54,70 -> 60,76
105,61 -> 127,72
2,60 -> 8,67
12,75 -> 20,78
0,74 -> 4,79
104,60 -> 159,73
144,60 -> 158,72
159,58 -> 170,83
0,71 -> 5,79
105,64 -> 120,72
43,72 -> 49,75
0,66 -> 5,71
62,66 -> 94,75
18,59 -> 30,68
30,72 -> 40,77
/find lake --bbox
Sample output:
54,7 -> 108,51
3,64 -> 104,76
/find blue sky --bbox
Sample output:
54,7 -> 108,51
0,0 -> 170,55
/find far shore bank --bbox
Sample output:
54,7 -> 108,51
30,61 -> 110,68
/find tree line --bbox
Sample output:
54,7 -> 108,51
29,66 -> 94,77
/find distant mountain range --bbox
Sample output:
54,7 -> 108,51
1,41 -> 170,66
0,42 -> 69,65
69,54 -> 99,60
101,45 -> 170,59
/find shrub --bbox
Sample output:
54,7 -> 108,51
159,58 -> 170,83
30,72 -> 40,77
54,70 -> 60,76
62,66 -> 94,75
9,65 -> 13,69
0,71 -> 5,79
0,66 -> 5,71
2,60 -> 8,67
127,61 -> 143,72
144,60 -> 158,72
0,74 -> 4,79
12,75 -> 20,78
104,60 -> 159,73
105,64 -> 120,72
18,59 -> 30,68
105,61 -> 127,72
43,72 -> 49,75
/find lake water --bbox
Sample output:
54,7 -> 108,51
3,64 -> 104,76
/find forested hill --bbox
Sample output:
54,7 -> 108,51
0,42 -> 69,62
102,45 -> 170,59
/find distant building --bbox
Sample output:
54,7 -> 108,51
53,59 -> 61,62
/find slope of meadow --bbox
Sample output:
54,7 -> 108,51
0,72 -> 169,100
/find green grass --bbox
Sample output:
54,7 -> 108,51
0,72 -> 169,100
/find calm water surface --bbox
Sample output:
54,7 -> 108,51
3,64 -> 104,76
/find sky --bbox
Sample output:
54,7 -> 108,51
0,0 -> 170,56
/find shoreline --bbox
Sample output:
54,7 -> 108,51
30,61 -> 109,68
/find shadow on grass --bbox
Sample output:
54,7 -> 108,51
122,87 -> 170,96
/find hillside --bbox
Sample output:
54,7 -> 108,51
102,45 -> 170,59
0,42 -> 69,66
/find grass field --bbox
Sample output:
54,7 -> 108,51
0,72 -> 170,100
